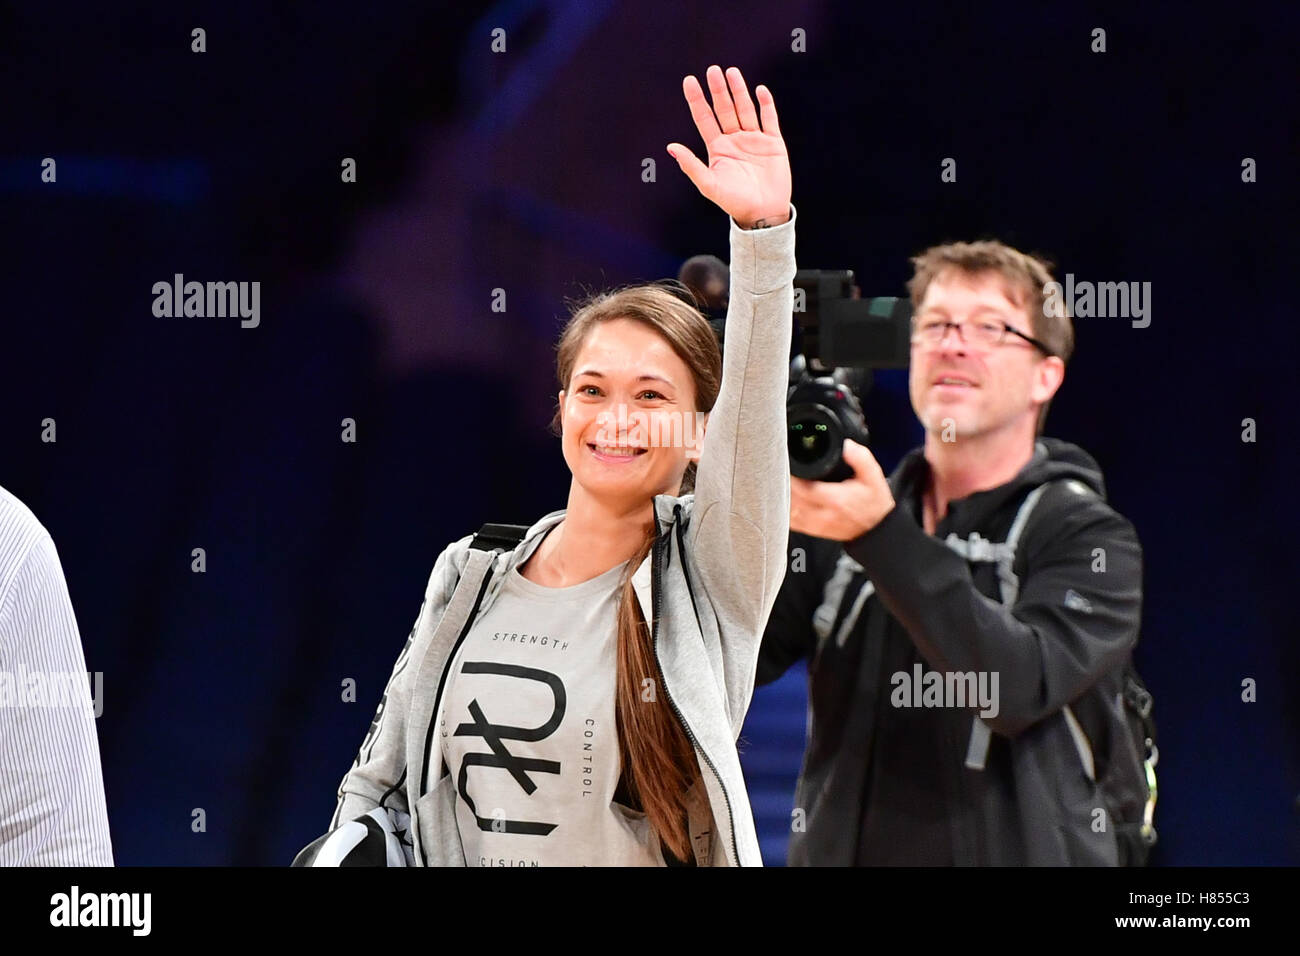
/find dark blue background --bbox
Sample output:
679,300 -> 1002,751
1,1 -> 1295,864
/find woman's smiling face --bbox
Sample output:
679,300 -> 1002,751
558,317 -> 706,506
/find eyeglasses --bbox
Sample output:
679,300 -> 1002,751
911,317 -> 1054,356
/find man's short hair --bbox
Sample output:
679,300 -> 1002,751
907,240 -> 1074,435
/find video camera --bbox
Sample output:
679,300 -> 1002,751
679,257 -> 912,482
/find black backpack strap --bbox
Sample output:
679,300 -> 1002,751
957,479 -> 1066,770
1122,669 -> 1159,849
469,522 -> 530,553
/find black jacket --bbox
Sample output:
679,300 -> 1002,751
758,438 -> 1144,865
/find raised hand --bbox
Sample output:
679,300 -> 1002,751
667,65 -> 791,230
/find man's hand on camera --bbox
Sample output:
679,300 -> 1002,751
790,439 -> 896,541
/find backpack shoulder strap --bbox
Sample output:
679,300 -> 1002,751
813,550 -> 877,654
960,478 -> 1094,771
412,522 -> 527,787
942,478 -> 1094,604
995,481 -> 1056,603
1001,479 -> 1098,599
434,523 -> 530,643
469,522 -> 530,553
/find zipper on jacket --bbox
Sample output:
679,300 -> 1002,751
651,503 -> 740,866
674,516 -> 702,630
419,556 -> 498,863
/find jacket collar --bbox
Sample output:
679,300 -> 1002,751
890,441 -> 1051,531
518,491 -> 688,545
508,492 -> 693,622
890,436 -> 1111,534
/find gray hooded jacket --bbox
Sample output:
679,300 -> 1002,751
328,207 -> 797,866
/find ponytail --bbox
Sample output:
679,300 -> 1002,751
613,480 -> 699,862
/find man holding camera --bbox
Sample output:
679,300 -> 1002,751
758,241 -> 1145,865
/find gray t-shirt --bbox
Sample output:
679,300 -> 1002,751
438,554 -> 667,866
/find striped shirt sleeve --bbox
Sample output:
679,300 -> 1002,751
0,495 -> 114,866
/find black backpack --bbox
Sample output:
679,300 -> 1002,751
936,478 -> 1158,865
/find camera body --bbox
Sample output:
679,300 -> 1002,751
786,271 -> 911,481
677,259 -> 912,482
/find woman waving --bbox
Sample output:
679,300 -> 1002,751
310,65 -> 795,867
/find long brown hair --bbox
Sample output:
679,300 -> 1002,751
549,283 -> 722,861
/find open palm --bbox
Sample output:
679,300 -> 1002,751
668,65 -> 791,229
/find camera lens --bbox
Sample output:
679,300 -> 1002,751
787,404 -> 844,479
789,419 -> 829,464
